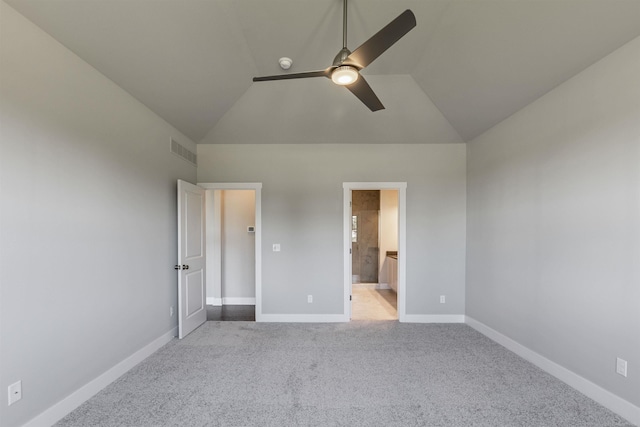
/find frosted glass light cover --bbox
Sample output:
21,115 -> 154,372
331,66 -> 359,85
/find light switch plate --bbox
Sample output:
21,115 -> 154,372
616,358 -> 628,377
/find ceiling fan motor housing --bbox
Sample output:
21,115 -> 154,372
333,48 -> 353,67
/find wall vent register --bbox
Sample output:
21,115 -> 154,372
170,137 -> 197,166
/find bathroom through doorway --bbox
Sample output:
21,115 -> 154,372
350,189 -> 399,320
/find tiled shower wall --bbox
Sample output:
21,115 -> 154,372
352,190 -> 380,283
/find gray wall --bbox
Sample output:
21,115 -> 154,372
197,144 -> 467,316
466,35 -> 640,407
0,4 -> 196,426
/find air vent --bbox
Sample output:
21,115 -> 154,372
170,138 -> 197,166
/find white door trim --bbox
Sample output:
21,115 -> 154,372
198,182 -> 263,321
343,182 -> 407,322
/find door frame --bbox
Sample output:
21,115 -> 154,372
343,182 -> 407,321
198,182 -> 263,321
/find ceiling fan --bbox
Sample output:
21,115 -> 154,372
252,0 -> 416,111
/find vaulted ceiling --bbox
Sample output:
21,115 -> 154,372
6,0 -> 640,144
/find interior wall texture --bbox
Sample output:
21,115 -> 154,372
0,3 -> 197,426
197,144 -> 467,317
205,190 -> 223,302
466,35 -> 640,408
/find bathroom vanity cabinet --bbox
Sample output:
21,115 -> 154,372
386,251 -> 398,292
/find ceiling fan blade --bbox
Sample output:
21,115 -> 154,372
345,75 -> 384,111
344,9 -> 416,69
253,69 -> 331,82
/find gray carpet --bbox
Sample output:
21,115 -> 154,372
56,322 -> 633,426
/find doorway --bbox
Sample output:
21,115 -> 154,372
351,190 -> 398,320
343,183 -> 407,322
199,183 -> 263,321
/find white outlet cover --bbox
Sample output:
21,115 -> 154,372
8,380 -> 22,406
273,244 -> 281,252
307,295 -> 313,303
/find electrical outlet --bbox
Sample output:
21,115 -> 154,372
307,295 -> 313,303
616,357 -> 628,377
169,306 -> 174,317
440,295 -> 446,304
272,244 -> 281,252
8,381 -> 22,406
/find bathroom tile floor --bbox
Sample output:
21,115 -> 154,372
351,286 -> 398,320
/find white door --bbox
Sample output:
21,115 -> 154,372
177,180 -> 206,338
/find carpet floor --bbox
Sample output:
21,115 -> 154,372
56,322 -> 633,426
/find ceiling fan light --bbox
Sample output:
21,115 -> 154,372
331,66 -> 359,85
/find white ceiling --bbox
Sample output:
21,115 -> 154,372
6,0 -> 640,143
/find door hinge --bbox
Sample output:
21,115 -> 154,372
349,248 -> 352,254
350,295 -> 352,301
174,265 -> 182,270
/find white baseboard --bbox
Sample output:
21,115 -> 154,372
206,297 -> 256,306
465,316 -> 640,426
402,314 -> 465,323
222,297 -> 255,305
257,314 -> 348,323
258,313 -> 464,324
23,327 -> 177,427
